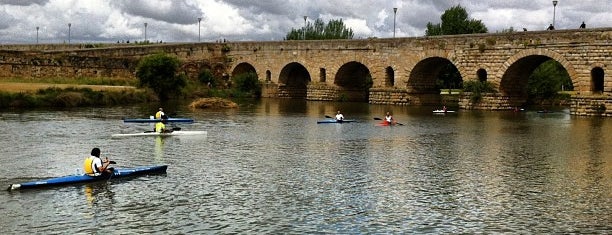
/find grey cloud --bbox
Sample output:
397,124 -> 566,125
0,0 -> 48,6
110,0 -> 203,25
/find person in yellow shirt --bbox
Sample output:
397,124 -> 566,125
155,116 -> 173,133
83,148 -> 114,177
155,108 -> 165,119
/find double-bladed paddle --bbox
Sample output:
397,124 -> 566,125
373,117 -> 404,125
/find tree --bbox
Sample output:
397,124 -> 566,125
286,18 -> 354,40
527,60 -> 572,103
135,53 -> 186,101
426,5 -> 488,36
425,5 -> 488,90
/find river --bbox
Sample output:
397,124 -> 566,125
0,99 -> 610,234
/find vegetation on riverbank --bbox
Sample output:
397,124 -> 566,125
0,87 -> 155,108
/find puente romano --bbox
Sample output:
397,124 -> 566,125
1,28 -> 611,116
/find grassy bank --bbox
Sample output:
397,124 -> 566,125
0,87 -> 156,108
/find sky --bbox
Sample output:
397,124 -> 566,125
0,0 -> 610,44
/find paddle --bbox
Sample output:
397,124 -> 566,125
325,115 -> 333,119
373,117 -> 404,126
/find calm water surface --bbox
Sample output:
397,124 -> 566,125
0,99 -> 610,234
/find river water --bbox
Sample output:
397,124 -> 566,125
0,99 -> 610,234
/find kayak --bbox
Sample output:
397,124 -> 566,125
433,110 -> 455,113
111,130 -> 207,138
7,165 -> 167,191
123,118 -> 194,123
317,119 -> 356,124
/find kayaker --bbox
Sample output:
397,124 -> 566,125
155,116 -> 172,133
384,112 -> 396,125
83,148 -> 114,177
335,110 -> 344,121
155,108 -> 165,119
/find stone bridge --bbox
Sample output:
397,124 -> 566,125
1,28 -> 611,116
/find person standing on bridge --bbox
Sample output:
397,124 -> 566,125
579,21 -> 586,29
547,24 -> 555,30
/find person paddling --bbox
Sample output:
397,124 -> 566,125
83,148 -> 114,177
384,112 -> 396,125
155,115 -> 173,133
335,110 -> 345,122
155,108 -> 165,119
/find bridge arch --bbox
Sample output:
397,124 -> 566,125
407,56 -> 463,92
497,49 -> 576,104
231,62 -> 257,76
334,61 -> 372,102
278,62 -> 311,99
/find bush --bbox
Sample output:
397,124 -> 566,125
463,80 -> 496,102
198,69 -> 216,88
135,53 -> 186,101
231,72 -> 262,98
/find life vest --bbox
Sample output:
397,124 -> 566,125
155,111 -> 164,119
83,156 -> 98,176
155,122 -> 166,133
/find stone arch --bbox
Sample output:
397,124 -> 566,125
278,62 -> 311,99
497,49 -> 576,104
406,56 -> 462,92
266,70 -> 272,82
385,66 -> 395,87
231,62 -> 257,77
334,61 -> 372,102
591,67 -> 604,93
477,68 -> 488,82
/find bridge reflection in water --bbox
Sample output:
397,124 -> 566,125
0,99 -> 610,233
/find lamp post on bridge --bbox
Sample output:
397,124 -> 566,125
198,17 -> 202,42
303,16 -> 307,40
552,0 -> 558,28
393,7 -> 397,38
36,26 -> 39,44
67,23 -> 71,44
144,22 -> 148,43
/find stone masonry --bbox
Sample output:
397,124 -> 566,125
0,28 -> 610,116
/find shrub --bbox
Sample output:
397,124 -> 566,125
135,53 -> 186,101
231,72 -> 262,98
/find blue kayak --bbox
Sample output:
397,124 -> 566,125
8,165 -> 167,191
123,118 -> 194,123
317,119 -> 356,124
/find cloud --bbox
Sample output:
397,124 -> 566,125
0,0 -> 48,6
0,0 -> 609,43
110,0 -> 203,25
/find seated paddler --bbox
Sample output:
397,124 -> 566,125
83,148 -> 114,177
155,115 -> 173,133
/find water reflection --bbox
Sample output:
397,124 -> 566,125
0,100 -> 610,233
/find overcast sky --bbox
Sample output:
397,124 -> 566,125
0,0 -> 610,44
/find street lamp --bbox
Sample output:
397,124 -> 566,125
303,16 -> 307,40
68,23 -> 71,44
198,17 -> 202,42
393,7 -> 398,38
36,26 -> 39,44
552,0 -> 558,28
144,22 -> 148,42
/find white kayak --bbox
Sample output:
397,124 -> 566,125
112,130 -> 207,138
433,110 -> 456,113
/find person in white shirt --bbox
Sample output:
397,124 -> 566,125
335,110 -> 344,121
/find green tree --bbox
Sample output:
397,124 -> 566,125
425,5 -> 487,90
426,5 -> 488,36
286,18 -> 354,40
527,60 -> 572,103
135,53 -> 186,101
231,72 -> 262,98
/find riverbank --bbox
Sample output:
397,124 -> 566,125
0,82 -> 136,93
